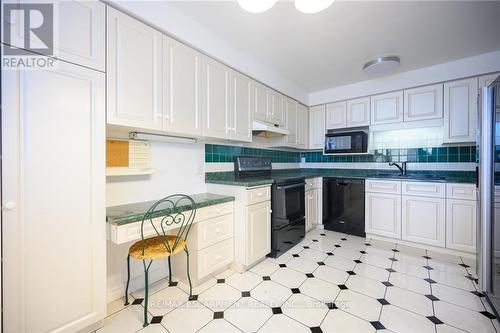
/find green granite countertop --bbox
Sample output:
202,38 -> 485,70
107,193 -> 235,226
205,168 -> 476,187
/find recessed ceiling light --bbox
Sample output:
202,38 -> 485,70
237,0 -> 277,13
295,0 -> 335,14
363,56 -> 401,75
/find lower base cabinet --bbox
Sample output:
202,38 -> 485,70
446,199 -> 477,253
365,192 -> 401,239
305,178 -> 322,232
402,196 -> 446,247
246,201 -> 271,264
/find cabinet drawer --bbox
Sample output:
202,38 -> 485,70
446,183 -> 477,201
196,202 -> 234,221
197,214 -> 234,250
366,179 -> 401,194
402,181 -> 445,198
197,238 -> 234,279
246,186 -> 271,205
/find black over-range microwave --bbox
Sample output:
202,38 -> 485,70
324,130 -> 368,154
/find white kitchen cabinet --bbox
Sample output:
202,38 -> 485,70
346,97 -> 370,127
370,91 -> 404,125
403,84 -> 443,122
446,199 -> 476,253
269,91 -> 285,126
252,81 -> 270,122
3,0 -> 105,71
309,105 -> 326,149
201,56 -> 231,139
402,196 -> 446,247
229,71 -> 252,142
365,192 -> 402,239
305,189 -> 318,232
479,73 -> 499,87
2,59 -> 106,332
163,36 -> 202,136
326,101 -> 347,129
107,7 -> 162,130
443,77 -> 478,143
246,201 -> 272,265
285,98 -> 298,146
297,104 -> 309,149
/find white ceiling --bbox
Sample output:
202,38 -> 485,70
167,0 -> 500,93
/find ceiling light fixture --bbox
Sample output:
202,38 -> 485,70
237,0 -> 277,13
295,0 -> 335,14
363,56 -> 401,75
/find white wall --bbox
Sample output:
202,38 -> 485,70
308,50 -> 500,105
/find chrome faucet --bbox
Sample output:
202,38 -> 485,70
389,161 -> 407,176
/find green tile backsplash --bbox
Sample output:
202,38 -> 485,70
205,144 -> 476,163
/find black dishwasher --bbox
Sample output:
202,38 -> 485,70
323,178 -> 365,237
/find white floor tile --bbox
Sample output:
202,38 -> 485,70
324,255 -> 356,271
197,319 -> 241,333
137,323 -> 169,333
392,260 -> 429,278
224,298 -> 272,332
429,270 -> 476,291
429,260 -> 469,275
258,314 -> 310,333
427,251 -> 462,264
251,280 -> 293,307
334,247 -> 363,260
379,305 -> 435,333
198,283 -> 241,311
368,239 -> 397,251
395,244 -> 427,256
177,278 -> 217,296
160,301 -> 213,333
250,259 -> 280,276
385,286 -> 433,316
394,253 -> 428,266
271,267 -> 307,288
431,282 -> 485,311
389,272 -> 431,295
300,277 -> 341,303
225,271 -> 263,292
147,285 -> 188,316
106,296 -> 132,317
99,306 -> 146,333
281,293 -> 329,327
335,289 -> 382,321
308,238 -> 339,252
436,324 -> 469,333
216,269 -> 237,279
434,300 -> 496,333
131,278 -> 169,299
298,248 -> 328,262
286,257 -> 320,274
314,265 -> 350,285
345,275 -> 386,299
321,309 -> 376,333
268,253 -> 294,265
359,253 -> 393,269
353,263 -> 390,282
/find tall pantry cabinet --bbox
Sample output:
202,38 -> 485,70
1,1 -> 106,332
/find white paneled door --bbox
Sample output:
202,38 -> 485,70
443,78 -> 478,143
2,59 -> 106,332
370,91 -> 404,125
346,97 -> 370,127
402,196 -> 446,247
365,192 -> 401,239
325,101 -> 347,129
229,71 -> 252,142
246,201 -> 271,266
403,84 -> 443,122
308,105 -> 326,149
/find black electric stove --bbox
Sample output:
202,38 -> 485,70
234,156 -> 305,258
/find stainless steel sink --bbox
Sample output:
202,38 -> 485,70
372,173 -> 445,180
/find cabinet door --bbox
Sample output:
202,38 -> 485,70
297,104 -> 309,149
326,101 -> 347,129
346,97 -> 370,127
443,78 -> 478,143
246,201 -> 271,265
269,91 -> 285,126
370,91 -> 404,125
446,199 -> 476,253
308,105 -> 326,149
230,71 -> 252,142
402,196 -> 446,247
163,36 -> 202,135
365,193 -> 401,239
3,0 -> 105,71
305,190 -> 314,232
285,98 -> 298,146
107,7 -> 162,130
479,73 -> 499,87
252,81 -> 269,122
202,56 -> 230,139
403,84 -> 443,122
2,60 -> 106,332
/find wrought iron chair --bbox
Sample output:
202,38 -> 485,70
124,194 -> 196,327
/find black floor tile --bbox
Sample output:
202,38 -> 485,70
370,321 -> 385,330
426,316 -> 443,324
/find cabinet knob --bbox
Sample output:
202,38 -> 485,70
3,201 -> 16,210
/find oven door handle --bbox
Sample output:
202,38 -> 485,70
275,182 -> 305,190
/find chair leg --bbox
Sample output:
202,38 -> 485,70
184,246 -> 193,299
142,260 -> 151,328
168,256 -> 174,286
124,255 -> 131,306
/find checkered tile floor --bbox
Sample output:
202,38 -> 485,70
99,229 -> 498,333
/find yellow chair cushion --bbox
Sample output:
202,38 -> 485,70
129,235 -> 185,260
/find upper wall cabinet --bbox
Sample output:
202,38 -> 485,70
107,7 -> 163,130
201,56 -> 231,140
326,101 -> 347,129
297,104 -> 308,149
346,97 -> 370,127
370,91 -> 404,125
479,73 -> 499,88
3,0 -> 105,71
163,36 -> 202,136
269,91 -> 285,126
229,71 -> 252,142
309,105 -> 326,149
403,84 -> 443,122
252,82 -> 270,123
285,98 -> 298,146
443,78 -> 478,143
